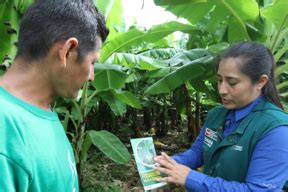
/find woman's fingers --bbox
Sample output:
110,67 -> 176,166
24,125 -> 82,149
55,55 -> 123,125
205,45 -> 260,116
153,165 -> 173,176
161,152 -> 176,165
154,152 -> 176,168
157,176 -> 176,183
154,157 -> 173,169
153,152 -> 191,186
154,152 -> 178,173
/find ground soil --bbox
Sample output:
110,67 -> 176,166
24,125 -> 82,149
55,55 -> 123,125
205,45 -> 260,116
83,130 -> 191,192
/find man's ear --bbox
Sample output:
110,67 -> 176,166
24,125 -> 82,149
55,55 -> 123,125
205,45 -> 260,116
58,37 -> 79,67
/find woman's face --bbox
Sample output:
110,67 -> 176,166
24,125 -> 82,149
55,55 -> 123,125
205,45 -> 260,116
217,58 -> 262,109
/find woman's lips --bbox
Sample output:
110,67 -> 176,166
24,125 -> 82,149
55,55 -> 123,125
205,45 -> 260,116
222,98 -> 230,104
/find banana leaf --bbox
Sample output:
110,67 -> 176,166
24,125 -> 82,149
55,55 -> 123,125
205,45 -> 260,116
0,0 -> 33,65
112,90 -> 142,109
99,91 -> 127,115
0,1 -> 20,64
168,48 -> 210,66
154,0 -> 260,41
145,67 -> 177,79
106,52 -> 167,71
261,0 -> 288,32
145,55 -> 213,94
89,130 -> 130,164
93,63 -> 128,92
140,48 -> 185,59
99,21 -> 199,62
95,0 -> 124,40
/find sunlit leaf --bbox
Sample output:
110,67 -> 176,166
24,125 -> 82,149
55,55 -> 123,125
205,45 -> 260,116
93,64 -> 128,92
113,90 -> 142,109
99,91 -> 126,115
89,130 -> 130,164
106,53 -> 168,71
154,0 -> 260,41
145,55 -> 213,94
261,0 -> 288,32
99,21 -> 198,62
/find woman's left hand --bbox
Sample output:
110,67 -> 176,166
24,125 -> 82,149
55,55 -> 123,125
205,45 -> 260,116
153,152 -> 191,186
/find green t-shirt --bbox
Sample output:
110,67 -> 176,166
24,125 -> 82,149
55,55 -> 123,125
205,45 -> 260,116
0,87 -> 79,192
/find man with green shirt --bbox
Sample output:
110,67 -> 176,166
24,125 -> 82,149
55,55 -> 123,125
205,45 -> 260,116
0,0 -> 108,191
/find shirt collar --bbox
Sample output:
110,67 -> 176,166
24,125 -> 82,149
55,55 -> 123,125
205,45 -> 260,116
227,96 -> 263,122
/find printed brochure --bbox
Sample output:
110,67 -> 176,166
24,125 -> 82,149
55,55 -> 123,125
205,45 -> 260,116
131,137 -> 167,191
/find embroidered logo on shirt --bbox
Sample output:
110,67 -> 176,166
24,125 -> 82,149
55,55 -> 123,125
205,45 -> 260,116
205,128 -> 218,141
231,145 -> 243,151
204,137 -> 213,147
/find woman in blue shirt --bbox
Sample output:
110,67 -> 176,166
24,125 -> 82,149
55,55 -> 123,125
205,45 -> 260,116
154,42 -> 288,191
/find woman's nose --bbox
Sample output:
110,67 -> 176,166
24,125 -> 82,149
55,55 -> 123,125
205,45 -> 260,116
218,82 -> 228,95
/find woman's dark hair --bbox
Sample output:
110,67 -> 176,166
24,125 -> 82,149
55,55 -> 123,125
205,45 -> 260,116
16,0 -> 109,62
216,41 -> 283,109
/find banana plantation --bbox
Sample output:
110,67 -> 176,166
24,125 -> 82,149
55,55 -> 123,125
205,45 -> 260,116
1,0 -> 288,191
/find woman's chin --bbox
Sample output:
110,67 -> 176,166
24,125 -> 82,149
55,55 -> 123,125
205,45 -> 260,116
223,103 -> 236,110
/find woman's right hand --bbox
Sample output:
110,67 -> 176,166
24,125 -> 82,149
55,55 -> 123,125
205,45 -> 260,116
153,152 -> 191,186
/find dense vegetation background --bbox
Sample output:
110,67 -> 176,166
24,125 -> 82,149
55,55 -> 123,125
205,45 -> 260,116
1,0 -> 288,191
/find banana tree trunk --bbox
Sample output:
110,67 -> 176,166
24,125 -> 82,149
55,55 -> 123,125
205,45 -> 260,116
182,84 -> 195,142
143,107 -> 151,130
194,92 -> 201,137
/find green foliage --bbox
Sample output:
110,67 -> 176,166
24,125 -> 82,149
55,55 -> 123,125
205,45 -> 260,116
94,0 -> 115,18
145,54 -> 213,94
261,0 -> 288,33
57,81 -> 132,188
99,21 -> 199,62
95,0 -> 125,40
99,91 -> 127,115
0,0 -> 33,61
260,0 -> 288,100
106,53 -> 167,70
151,0 -> 288,106
92,63 -> 142,115
113,90 -> 142,109
89,130 -> 130,164
154,0 -> 260,42
93,64 -> 128,92
0,0 -> 32,65
1,1 -> 288,190
140,48 -> 185,59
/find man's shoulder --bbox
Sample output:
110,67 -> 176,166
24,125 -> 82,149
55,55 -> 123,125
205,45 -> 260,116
0,96 -> 22,115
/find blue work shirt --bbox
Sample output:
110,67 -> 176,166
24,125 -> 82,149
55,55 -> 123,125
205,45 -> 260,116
173,97 -> 288,191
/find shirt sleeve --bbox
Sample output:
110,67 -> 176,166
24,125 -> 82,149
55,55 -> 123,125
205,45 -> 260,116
172,127 -> 205,169
183,126 -> 288,192
0,154 -> 30,192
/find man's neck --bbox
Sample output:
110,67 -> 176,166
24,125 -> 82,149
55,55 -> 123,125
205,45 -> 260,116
0,58 -> 55,110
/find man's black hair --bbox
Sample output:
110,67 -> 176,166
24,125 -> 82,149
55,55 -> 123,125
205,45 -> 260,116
16,0 -> 109,62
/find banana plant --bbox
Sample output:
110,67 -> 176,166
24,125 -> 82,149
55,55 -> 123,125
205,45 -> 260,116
54,63 -> 143,188
144,48 -> 217,96
93,63 -> 142,115
0,0 -> 33,66
99,21 -> 202,63
94,0 -> 125,40
154,0 -> 261,42
262,0 -> 288,97
153,0 -> 288,108
0,1 -> 136,188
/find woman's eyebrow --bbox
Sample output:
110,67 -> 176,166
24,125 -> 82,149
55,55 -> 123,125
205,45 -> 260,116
216,74 -> 238,78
